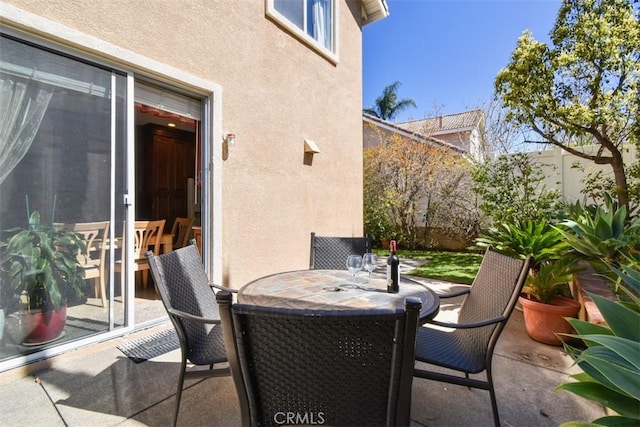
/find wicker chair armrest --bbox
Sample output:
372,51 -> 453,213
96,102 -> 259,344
167,307 -> 222,325
427,315 -> 506,329
210,283 -> 238,293
436,286 -> 471,298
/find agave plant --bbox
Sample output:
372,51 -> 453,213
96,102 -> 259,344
557,264 -> 640,426
556,198 -> 640,270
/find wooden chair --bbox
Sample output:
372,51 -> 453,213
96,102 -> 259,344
170,217 -> 195,249
413,247 -> 531,427
192,226 -> 202,254
55,221 -> 110,307
217,291 -> 421,427
309,232 -> 372,270
115,220 -> 165,290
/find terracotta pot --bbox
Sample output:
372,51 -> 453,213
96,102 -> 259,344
518,295 -> 581,346
21,305 -> 67,345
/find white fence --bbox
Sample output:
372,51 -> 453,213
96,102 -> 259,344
521,145 -> 637,204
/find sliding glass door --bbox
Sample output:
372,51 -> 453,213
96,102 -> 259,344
0,34 -> 127,365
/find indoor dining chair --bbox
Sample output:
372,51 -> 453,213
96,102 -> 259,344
413,247 -> 531,427
113,219 -> 165,292
309,232 -> 372,270
217,291 -> 421,427
146,241 -> 234,427
170,216 -> 195,249
54,221 -> 110,306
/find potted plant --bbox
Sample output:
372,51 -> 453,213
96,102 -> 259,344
0,209 -> 86,344
518,257 -> 583,345
477,219 -> 584,345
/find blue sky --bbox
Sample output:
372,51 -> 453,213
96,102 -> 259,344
362,0 -> 561,122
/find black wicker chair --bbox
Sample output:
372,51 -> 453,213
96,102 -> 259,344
413,247 -> 531,427
217,291 -> 422,427
145,241 -> 233,427
309,232 -> 372,269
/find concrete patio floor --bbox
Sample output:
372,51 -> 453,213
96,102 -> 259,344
0,276 -> 606,427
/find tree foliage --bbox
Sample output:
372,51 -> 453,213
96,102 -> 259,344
363,81 -> 417,121
364,131 -> 479,249
471,153 -> 564,226
495,0 -> 640,208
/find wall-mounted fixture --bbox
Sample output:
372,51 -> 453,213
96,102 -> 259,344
224,133 -> 236,147
304,139 -> 320,154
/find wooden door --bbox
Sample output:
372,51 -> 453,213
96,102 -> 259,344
139,124 -> 195,231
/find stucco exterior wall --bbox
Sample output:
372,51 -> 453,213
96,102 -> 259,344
3,0 -> 366,287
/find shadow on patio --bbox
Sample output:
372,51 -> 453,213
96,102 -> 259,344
0,281 -> 606,427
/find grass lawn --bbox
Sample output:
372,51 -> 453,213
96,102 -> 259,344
374,249 -> 483,285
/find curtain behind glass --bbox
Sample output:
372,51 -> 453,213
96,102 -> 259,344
0,79 -> 52,185
311,0 -> 331,50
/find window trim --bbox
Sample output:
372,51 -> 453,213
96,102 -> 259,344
266,0 -> 339,64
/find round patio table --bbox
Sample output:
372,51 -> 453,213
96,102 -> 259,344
238,269 -> 439,323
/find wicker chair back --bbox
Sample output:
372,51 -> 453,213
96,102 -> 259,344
218,292 -> 421,427
309,232 -> 372,269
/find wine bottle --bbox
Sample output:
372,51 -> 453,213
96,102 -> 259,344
386,240 -> 400,293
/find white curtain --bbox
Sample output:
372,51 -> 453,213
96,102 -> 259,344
0,79 -> 53,185
312,0 -> 331,50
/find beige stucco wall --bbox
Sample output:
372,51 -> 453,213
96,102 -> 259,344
522,145 -> 638,205
2,0 -> 366,287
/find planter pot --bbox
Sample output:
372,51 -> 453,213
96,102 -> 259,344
518,295 -> 581,346
380,239 -> 390,249
21,305 -> 67,345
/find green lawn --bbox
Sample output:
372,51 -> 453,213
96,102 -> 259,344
374,249 -> 483,285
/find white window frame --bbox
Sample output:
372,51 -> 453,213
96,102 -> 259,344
266,0 -> 339,64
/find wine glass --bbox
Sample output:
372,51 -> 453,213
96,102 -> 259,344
346,255 -> 363,283
362,253 -> 377,278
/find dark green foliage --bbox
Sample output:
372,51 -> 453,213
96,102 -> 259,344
471,153 -> 563,227
0,211 -> 86,311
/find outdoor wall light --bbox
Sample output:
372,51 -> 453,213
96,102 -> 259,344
304,139 -> 320,154
224,133 -> 236,147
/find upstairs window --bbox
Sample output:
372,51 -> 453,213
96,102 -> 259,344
267,0 -> 337,62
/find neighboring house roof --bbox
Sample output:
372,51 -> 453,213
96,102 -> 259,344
361,0 -> 389,25
363,113 -> 465,154
395,109 -> 485,136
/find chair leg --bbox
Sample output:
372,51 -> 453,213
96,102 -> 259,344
142,270 -> 149,289
99,273 -> 107,308
487,372 -> 500,427
173,361 -> 187,427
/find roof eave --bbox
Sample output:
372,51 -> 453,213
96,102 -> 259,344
363,114 -> 465,154
361,0 -> 389,26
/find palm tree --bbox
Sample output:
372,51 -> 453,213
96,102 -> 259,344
363,81 -> 417,121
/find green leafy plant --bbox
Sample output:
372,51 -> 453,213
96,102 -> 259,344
471,153 -> 563,226
364,200 -> 395,243
0,210 -> 86,312
557,264 -> 640,426
523,257 -> 583,304
476,219 -> 569,269
556,197 -> 640,274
